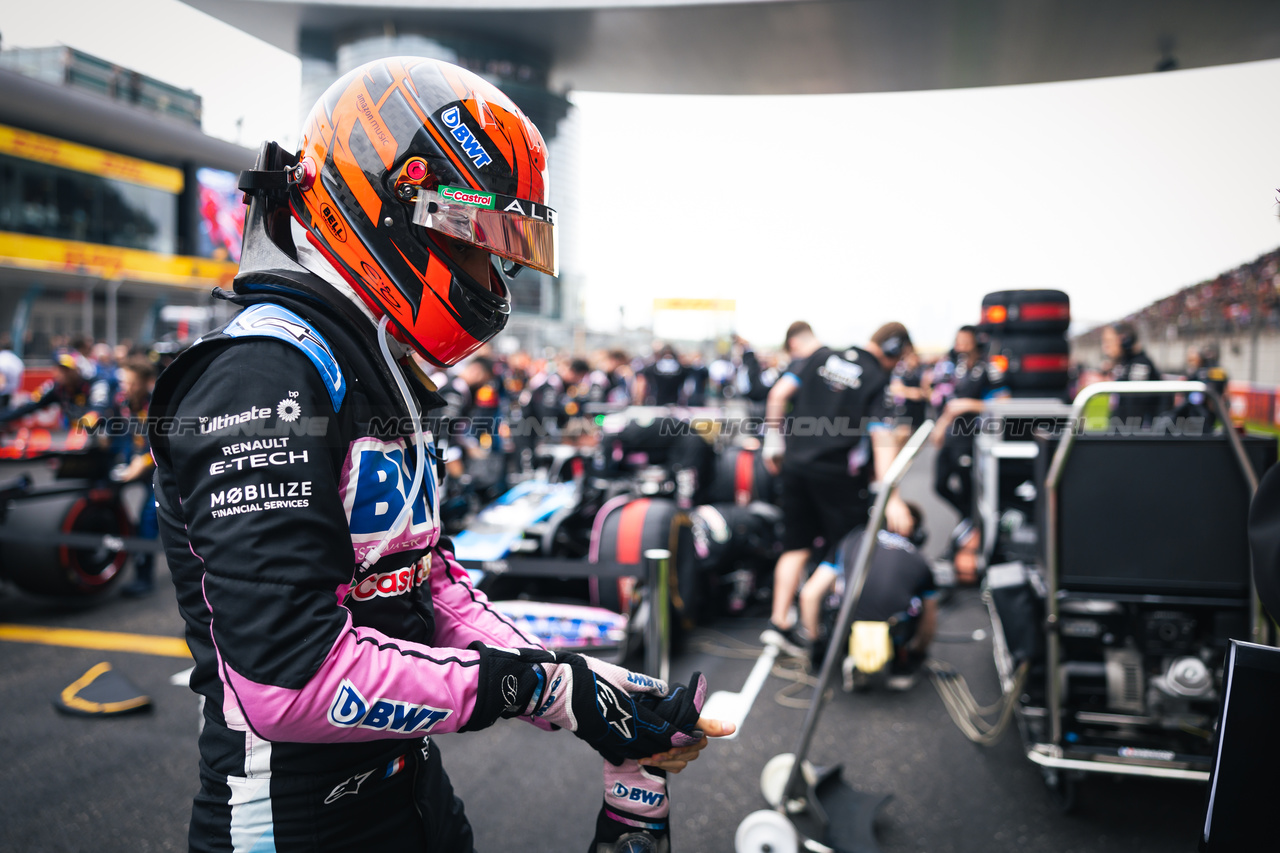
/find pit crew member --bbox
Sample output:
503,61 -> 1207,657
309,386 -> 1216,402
798,505 -> 937,688
931,324 -> 1006,517
761,320 -> 913,657
0,348 -> 113,429
1101,321 -> 1166,429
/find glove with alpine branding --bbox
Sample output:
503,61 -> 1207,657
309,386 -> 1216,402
466,643 -> 706,765
590,759 -> 670,853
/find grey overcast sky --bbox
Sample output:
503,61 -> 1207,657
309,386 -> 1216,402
5,1 -> 1279,350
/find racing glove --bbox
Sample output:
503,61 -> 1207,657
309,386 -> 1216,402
466,643 -> 706,765
590,760 -> 670,853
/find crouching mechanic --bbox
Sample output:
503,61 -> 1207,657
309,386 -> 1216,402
149,57 -> 729,853
798,508 -> 937,689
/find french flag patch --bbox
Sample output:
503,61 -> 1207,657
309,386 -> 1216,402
384,755 -> 407,778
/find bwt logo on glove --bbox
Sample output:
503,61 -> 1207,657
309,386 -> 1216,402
328,679 -> 451,734
610,782 -> 666,808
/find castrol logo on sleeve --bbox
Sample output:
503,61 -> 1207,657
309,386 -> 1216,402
348,561 -> 430,602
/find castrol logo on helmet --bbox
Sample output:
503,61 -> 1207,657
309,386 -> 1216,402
440,186 -> 495,209
348,562 -> 430,602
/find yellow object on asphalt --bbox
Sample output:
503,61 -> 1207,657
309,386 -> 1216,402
850,621 -> 892,674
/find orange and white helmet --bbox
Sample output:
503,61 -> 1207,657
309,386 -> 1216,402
288,57 -> 555,366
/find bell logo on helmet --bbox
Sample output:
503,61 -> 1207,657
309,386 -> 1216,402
319,203 -> 346,242
440,106 -> 494,169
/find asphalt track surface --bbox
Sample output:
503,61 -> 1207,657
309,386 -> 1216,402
0,447 -> 1209,852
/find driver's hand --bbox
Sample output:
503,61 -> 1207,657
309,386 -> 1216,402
930,417 -> 950,448
885,493 -> 913,536
639,715 -> 736,773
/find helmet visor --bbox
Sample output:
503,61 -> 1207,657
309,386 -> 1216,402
413,186 -> 558,276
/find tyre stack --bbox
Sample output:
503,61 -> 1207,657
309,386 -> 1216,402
979,290 -> 1071,399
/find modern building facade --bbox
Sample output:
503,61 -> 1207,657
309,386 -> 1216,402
0,47 -> 256,359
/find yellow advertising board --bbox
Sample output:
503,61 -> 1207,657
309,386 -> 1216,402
652,298 -> 736,312
0,231 -> 237,289
0,123 -> 183,194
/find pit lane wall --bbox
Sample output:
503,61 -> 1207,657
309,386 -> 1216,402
1072,327 -> 1280,387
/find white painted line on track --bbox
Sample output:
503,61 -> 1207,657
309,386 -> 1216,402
702,643 -> 780,740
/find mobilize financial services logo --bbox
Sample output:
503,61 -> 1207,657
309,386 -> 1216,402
328,678 -> 451,734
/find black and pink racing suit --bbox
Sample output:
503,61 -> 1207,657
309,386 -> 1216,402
151,290 -> 546,852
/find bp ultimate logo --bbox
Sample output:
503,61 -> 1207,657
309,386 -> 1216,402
338,436 -> 439,560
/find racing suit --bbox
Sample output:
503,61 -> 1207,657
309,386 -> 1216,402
150,289 -> 548,852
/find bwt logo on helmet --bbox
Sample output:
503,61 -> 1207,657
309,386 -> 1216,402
439,106 -> 493,169
328,679 -> 451,734
610,782 -> 666,809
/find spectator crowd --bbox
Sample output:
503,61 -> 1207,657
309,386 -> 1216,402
1078,246 -> 1280,346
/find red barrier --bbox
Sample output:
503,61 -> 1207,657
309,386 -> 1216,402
19,367 -> 54,394
1227,381 -> 1280,431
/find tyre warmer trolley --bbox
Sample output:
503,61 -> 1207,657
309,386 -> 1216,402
998,381 -> 1269,809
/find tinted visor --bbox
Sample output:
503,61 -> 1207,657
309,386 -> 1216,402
413,185 -> 558,276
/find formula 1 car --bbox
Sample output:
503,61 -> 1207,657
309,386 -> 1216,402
0,427 -> 138,597
449,412 -> 783,656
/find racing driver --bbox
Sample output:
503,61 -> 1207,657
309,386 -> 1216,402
148,57 -> 728,852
